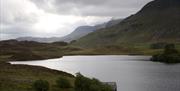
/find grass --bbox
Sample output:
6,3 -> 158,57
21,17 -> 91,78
69,43 -> 180,56
0,62 -> 74,91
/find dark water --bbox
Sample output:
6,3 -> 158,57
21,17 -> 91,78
11,55 -> 180,91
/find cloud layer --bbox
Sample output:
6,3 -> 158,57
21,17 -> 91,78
0,0 -> 152,40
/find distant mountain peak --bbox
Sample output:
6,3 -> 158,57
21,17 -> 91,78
74,26 -> 96,32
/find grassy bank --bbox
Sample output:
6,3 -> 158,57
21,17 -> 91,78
0,40 -> 76,91
0,62 -> 74,91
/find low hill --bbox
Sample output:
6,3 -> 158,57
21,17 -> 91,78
0,40 -> 82,61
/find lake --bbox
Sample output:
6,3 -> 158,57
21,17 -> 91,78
10,55 -> 180,91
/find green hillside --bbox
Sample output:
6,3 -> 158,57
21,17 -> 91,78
73,0 -> 180,48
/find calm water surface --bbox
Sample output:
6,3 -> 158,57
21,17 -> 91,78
11,55 -> 180,91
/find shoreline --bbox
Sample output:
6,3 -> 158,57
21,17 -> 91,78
8,54 -> 152,62
1,62 -> 74,77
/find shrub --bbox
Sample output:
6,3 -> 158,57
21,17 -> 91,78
75,73 -> 113,91
75,73 -> 92,91
151,44 -> 180,63
56,77 -> 71,88
101,84 -> 114,91
33,79 -> 49,91
164,44 -> 178,54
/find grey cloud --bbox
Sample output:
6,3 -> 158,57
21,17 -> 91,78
0,0 -> 37,25
31,0 -> 153,17
0,24 -> 33,40
74,6 -> 138,17
1,0 -> 153,40
0,0 -> 40,40
54,0 -> 109,6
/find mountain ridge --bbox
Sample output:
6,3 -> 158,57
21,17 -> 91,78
16,18 -> 122,43
72,0 -> 180,47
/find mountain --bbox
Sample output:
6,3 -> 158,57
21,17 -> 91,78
16,37 -> 60,43
94,22 -> 107,30
59,26 -> 96,42
16,26 -> 96,43
16,18 -> 123,43
105,18 -> 123,28
62,19 -> 123,42
73,0 -> 180,47
94,18 -> 123,29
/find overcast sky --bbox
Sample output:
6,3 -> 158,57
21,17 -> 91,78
0,0 -> 152,40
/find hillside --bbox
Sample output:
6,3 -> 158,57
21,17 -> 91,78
73,0 -> 180,48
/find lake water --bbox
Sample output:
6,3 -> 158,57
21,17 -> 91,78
10,55 -> 180,91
